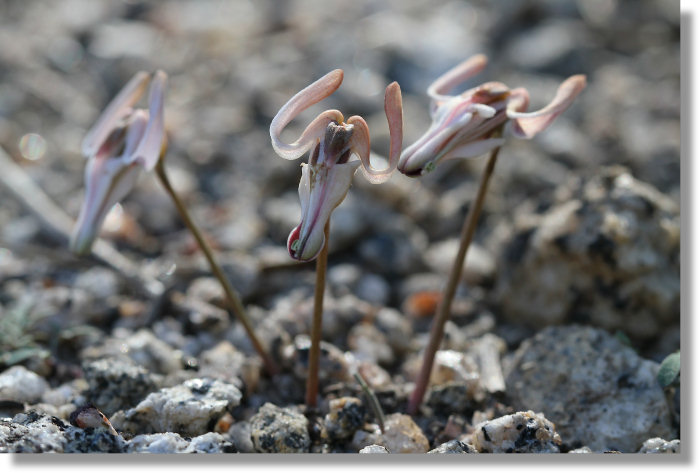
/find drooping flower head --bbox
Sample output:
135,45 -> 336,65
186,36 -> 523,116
398,54 -> 586,177
270,70 -> 403,262
70,70 -> 167,255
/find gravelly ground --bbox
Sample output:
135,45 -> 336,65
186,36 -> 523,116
0,0 -> 680,454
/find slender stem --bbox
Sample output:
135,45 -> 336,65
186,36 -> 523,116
407,144 -> 502,415
354,372 -> 385,433
305,221 -> 330,409
155,159 -> 279,376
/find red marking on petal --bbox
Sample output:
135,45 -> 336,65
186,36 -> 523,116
287,225 -> 302,259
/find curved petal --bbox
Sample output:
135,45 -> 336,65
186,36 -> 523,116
506,75 -> 587,139
132,70 -> 167,170
82,71 -> 150,157
270,69 -> 345,160
347,82 -> 403,184
427,54 -> 488,103
288,160 -> 361,261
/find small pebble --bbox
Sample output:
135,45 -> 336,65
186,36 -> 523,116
472,411 -> 561,453
359,444 -> 389,454
249,403 -> 310,453
382,413 -> 430,453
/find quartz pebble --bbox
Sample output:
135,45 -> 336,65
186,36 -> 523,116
249,403 -> 310,453
127,432 -> 235,453
0,366 -> 49,404
359,444 -> 389,453
472,411 -> 561,453
638,437 -> 680,453
114,378 -> 242,437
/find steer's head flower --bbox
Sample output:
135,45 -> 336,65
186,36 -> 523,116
270,69 -> 403,261
70,70 -> 167,255
398,54 -> 586,177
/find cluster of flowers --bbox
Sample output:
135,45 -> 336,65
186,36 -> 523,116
72,55 -> 585,261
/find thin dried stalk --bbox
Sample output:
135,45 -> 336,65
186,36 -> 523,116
155,158 -> 279,376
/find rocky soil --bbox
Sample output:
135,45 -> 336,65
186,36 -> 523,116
0,0 -> 680,454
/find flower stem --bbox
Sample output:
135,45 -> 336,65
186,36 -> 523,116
407,144 -> 502,415
155,158 -> 279,376
305,221 -> 330,409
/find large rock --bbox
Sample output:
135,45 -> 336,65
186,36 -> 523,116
494,167 -> 679,343
505,325 -> 675,452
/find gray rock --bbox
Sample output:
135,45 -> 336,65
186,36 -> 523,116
64,426 -> 126,453
638,437 -> 680,453
347,323 -> 394,365
322,397 -> 366,442
374,307 -> 414,357
0,366 -> 49,404
0,411 -> 66,453
114,378 -> 241,437
228,420 -> 255,453
505,326 -> 675,452
197,341 -> 253,391
126,432 -> 189,453
250,403 -> 310,453
41,379 -> 89,407
425,239 -> 496,285
382,413 -> 430,453
355,273 -> 391,306
73,267 -> 121,300
428,439 -> 476,454
82,357 -> 160,416
494,168 -> 680,344
81,328 -> 183,375
427,382 -> 475,415
359,444 -> 389,453
472,411 -> 561,453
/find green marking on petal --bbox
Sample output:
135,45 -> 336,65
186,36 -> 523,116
424,161 -> 436,173
291,239 -> 301,252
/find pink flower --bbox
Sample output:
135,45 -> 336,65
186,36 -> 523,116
398,54 -> 586,177
270,70 -> 403,261
70,71 -> 167,255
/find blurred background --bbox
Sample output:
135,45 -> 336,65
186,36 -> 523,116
0,0 -> 680,367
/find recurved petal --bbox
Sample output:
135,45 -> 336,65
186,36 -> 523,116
506,74 -> 587,139
82,71 -> 150,157
270,69 -> 345,160
427,54 -> 488,102
132,70 -> 167,170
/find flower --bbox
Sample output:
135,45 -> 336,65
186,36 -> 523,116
70,70 -> 167,255
270,69 -> 403,261
398,54 -> 586,177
